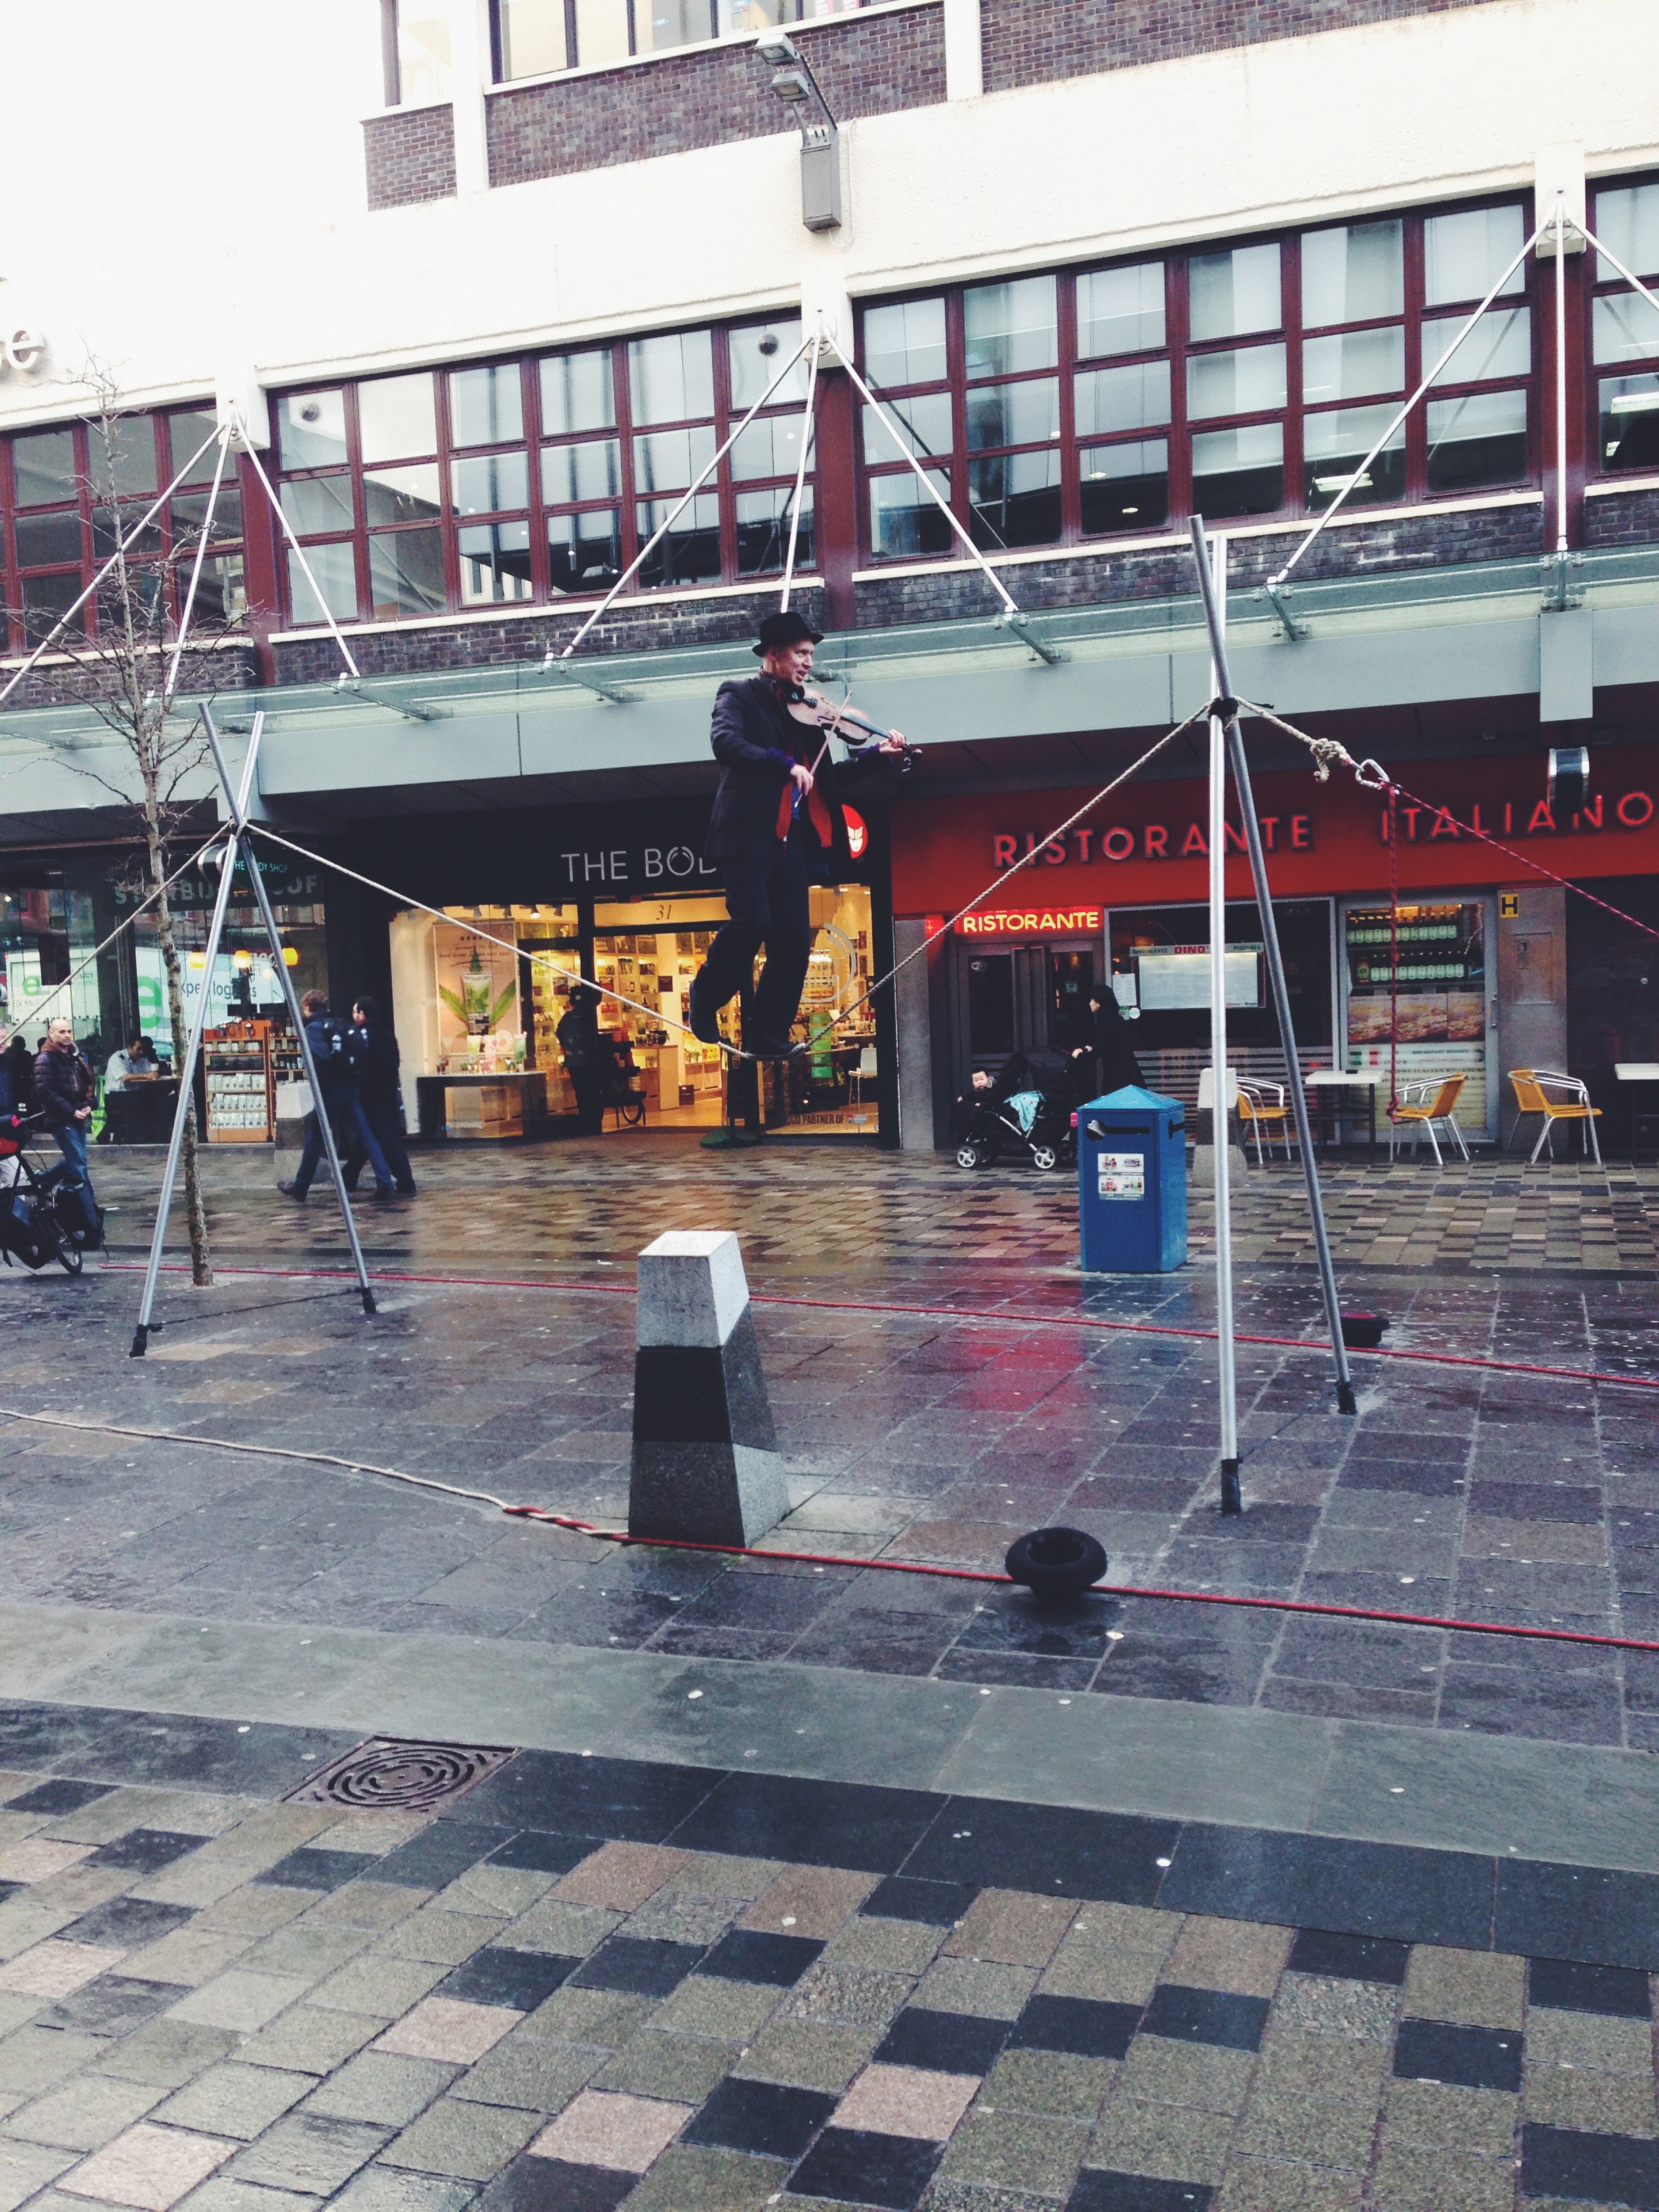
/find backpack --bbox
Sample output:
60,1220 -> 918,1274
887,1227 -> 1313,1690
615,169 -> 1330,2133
0,1188 -> 56,1271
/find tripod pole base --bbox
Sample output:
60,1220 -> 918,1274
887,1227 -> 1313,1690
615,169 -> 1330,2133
129,1326 -> 149,1359
1336,1380 -> 1357,1416
1221,1458 -> 1242,1515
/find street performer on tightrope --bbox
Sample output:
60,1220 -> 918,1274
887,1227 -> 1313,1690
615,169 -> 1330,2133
689,610 -> 909,1059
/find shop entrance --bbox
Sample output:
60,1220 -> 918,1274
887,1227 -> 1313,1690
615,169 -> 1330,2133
391,884 -> 882,1137
956,940 -> 1096,1086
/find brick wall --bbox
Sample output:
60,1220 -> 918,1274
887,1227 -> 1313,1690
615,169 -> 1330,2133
1584,487 -> 1659,547
981,0 -> 1503,94
488,4 -> 944,187
2,642 -> 259,715
271,581 -> 830,684
365,104 -> 457,211
853,502 -> 1545,627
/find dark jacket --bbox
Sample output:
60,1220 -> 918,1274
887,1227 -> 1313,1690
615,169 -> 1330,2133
3,1040 -> 34,1110
554,1005 -> 594,1071
346,1019 -> 401,1112
1090,998 -> 1145,1095
304,1010 -> 352,1099
705,675 -> 895,866
33,1043 -> 94,1129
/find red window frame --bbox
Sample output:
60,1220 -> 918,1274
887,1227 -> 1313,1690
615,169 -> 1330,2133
270,314 -> 817,630
855,190 -> 1543,568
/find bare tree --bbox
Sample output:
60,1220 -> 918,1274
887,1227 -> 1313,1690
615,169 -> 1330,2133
40,365 -> 251,1287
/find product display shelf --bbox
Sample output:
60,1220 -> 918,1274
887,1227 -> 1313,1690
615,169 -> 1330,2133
204,1023 -> 276,1143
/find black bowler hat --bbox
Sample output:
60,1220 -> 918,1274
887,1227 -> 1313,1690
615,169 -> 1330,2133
752,609 -> 823,655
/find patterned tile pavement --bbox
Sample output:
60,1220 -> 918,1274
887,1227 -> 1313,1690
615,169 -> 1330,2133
84,1137 -> 1659,1281
0,1734 -> 1647,2212
4,1244 -> 1659,1749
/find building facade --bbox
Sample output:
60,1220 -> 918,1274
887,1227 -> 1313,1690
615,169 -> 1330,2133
2,0 -> 1658,1147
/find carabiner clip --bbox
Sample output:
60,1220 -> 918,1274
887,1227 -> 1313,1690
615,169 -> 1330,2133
1353,757 -> 1393,792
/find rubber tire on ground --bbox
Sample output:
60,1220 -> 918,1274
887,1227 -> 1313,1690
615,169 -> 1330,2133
1004,1525 -> 1109,1598
48,1206 -> 82,1276
1031,1144 -> 1060,1172
955,1143 -> 981,1170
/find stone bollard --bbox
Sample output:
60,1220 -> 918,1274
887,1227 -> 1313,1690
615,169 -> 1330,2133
628,1230 -> 790,1547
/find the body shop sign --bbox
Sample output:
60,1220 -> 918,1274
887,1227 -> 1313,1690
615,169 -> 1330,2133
892,746 -> 1659,914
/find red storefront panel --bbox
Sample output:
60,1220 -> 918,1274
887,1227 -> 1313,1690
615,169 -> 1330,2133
890,747 -> 1659,916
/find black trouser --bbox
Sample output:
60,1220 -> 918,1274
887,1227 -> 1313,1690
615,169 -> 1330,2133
344,1100 -> 415,1191
567,1062 -> 603,1135
699,827 -> 816,1042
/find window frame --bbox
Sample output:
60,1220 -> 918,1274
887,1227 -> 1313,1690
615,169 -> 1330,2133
486,0 -> 867,84
1587,170 -> 1659,484
271,316 -> 818,630
854,190 -> 1541,568
1,408 -> 249,657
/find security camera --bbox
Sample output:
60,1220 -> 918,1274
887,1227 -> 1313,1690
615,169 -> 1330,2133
756,28 -> 800,63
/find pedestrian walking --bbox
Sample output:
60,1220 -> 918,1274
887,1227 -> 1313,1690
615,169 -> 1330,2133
33,1017 -> 98,1206
279,989 -> 395,1200
3,1034 -> 34,1111
342,996 -> 416,1195
556,983 -> 604,1135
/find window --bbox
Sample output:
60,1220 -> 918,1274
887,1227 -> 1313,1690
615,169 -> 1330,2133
1,409 -> 247,654
857,196 -> 1536,560
384,0 -> 453,104
1592,180 -> 1659,476
274,316 -> 815,627
489,0 -> 863,80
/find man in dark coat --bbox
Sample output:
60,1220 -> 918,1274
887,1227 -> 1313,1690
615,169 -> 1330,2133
555,983 -> 603,1135
688,611 -> 908,1059
342,996 -> 417,1195
281,989 -> 394,1200
34,1017 -> 98,1204
1076,990 -> 1145,1097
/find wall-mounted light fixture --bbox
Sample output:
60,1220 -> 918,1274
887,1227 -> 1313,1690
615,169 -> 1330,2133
756,30 -> 840,232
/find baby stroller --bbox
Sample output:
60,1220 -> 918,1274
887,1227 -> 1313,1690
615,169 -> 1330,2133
0,1113 -> 96,1275
955,1050 -> 1082,1174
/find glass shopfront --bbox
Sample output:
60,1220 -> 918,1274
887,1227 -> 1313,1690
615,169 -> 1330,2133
390,881 -> 881,1136
1340,895 -> 1496,1134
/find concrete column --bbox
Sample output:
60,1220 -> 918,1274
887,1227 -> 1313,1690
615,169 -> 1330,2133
628,1231 -> 789,1545
893,917 -> 935,1152
1496,884 -> 1568,1146
449,0 -> 492,195
943,0 -> 983,101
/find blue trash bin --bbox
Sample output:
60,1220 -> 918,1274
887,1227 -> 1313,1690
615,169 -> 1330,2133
1078,1085 -> 1187,1273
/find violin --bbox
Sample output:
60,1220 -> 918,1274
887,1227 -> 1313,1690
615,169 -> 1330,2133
781,683 -> 918,769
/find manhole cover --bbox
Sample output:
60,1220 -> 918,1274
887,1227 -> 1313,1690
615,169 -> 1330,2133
285,1737 -> 514,1811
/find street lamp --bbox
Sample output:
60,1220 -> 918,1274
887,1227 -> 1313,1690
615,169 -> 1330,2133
756,30 -> 840,232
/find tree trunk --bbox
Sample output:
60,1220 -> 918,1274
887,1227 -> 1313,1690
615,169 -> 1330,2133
144,800 -> 213,1288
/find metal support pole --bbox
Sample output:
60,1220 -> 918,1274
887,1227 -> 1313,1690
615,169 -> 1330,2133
1204,533 -> 1241,1514
199,708 -> 375,1313
129,825 -> 243,1357
1191,519 -> 1357,1419
241,832 -> 377,1313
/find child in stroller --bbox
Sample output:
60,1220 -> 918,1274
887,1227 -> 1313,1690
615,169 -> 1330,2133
954,1049 -> 1087,1173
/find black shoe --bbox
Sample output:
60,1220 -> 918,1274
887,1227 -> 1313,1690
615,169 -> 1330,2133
278,1181 -> 308,1201
373,1185 -> 398,1199
687,972 -> 722,1046
747,1034 -> 808,1061
396,1183 -> 417,1196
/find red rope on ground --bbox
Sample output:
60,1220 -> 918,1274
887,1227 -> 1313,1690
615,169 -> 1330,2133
1387,778 -> 1401,1118
102,1261 -> 1659,1393
495,1506 -> 1659,1655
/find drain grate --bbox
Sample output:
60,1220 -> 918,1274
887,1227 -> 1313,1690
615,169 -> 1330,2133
284,1736 -> 515,1812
